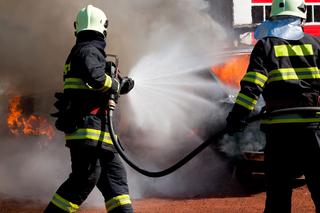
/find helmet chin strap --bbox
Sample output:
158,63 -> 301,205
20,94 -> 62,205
103,20 -> 108,38
74,21 -> 77,37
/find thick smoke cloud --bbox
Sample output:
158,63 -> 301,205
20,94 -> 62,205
0,0 -> 230,96
0,0 -> 248,208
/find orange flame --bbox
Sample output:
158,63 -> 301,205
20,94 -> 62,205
211,54 -> 250,88
7,96 -> 54,139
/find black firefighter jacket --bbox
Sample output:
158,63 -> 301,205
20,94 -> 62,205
230,33 -> 320,130
62,31 -> 119,151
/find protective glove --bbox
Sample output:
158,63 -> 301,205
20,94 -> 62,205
110,78 -> 120,102
106,61 -> 117,78
225,111 -> 248,135
120,77 -> 134,95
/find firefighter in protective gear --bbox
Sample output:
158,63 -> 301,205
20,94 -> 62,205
226,0 -> 320,212
44,5 -> 134,213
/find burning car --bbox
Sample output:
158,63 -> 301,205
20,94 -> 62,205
210,52 -> 268,185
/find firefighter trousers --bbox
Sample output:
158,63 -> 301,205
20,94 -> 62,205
263,128 -> 320,213
44,144 -> 133,213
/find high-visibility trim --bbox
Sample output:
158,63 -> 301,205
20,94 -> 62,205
64,63 -> 71,75
242,71 -> 268,88
268,67 -> 320,83
65,128 -> 114,145
262,113 -> 320,124
64,78 -> 91,90
64,76 -> 113,92
100,74 -> 113,92
51,193 -> 79,213
106,194 -> 131,212
235,93 -> 257,110
274,44 -> 314,57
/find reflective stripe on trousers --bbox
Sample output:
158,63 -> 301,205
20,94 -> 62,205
50,193 -> 79,212
106,194 -> 132,212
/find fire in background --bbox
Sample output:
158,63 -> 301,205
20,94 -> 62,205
211,54 -> 249,88
7,96 -> 54,139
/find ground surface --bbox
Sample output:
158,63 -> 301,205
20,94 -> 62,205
0,185 -> 315,213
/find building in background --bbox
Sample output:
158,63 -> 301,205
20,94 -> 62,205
232,0 -> 320,46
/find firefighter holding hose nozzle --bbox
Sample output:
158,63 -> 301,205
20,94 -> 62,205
44,5 -> 134,213
226,0 -> 320,212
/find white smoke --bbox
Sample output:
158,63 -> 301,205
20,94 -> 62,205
219,95 -> 266,157
0,135 -> 68,201
0,0 -> 252,209
114,0 -> 241,201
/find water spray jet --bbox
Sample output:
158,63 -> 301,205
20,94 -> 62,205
105,58 -> 265,177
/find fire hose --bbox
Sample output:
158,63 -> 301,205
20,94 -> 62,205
107,97 -> 320,178
105,56 -> 320,177
106,95 -> 265,178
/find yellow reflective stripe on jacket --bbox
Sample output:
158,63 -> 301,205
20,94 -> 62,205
65,128 -> 114,145
242,71 -> 268,88
268,67 -> 320,83
101,74 -> 113,92
261,113 -> 320,124
274,44 -> 314,57
106,194 -> 131,212
64,78 -> 90,90
235,93 -> 257,110
64,63 -> 71,75
64,76 -> 113,92
51,193 -> 79,213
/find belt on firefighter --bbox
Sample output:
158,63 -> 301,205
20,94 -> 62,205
261,112 -> 320,124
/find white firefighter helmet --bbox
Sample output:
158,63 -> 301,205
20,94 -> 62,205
74,5 -> 108,36
271,0 -> 307,19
